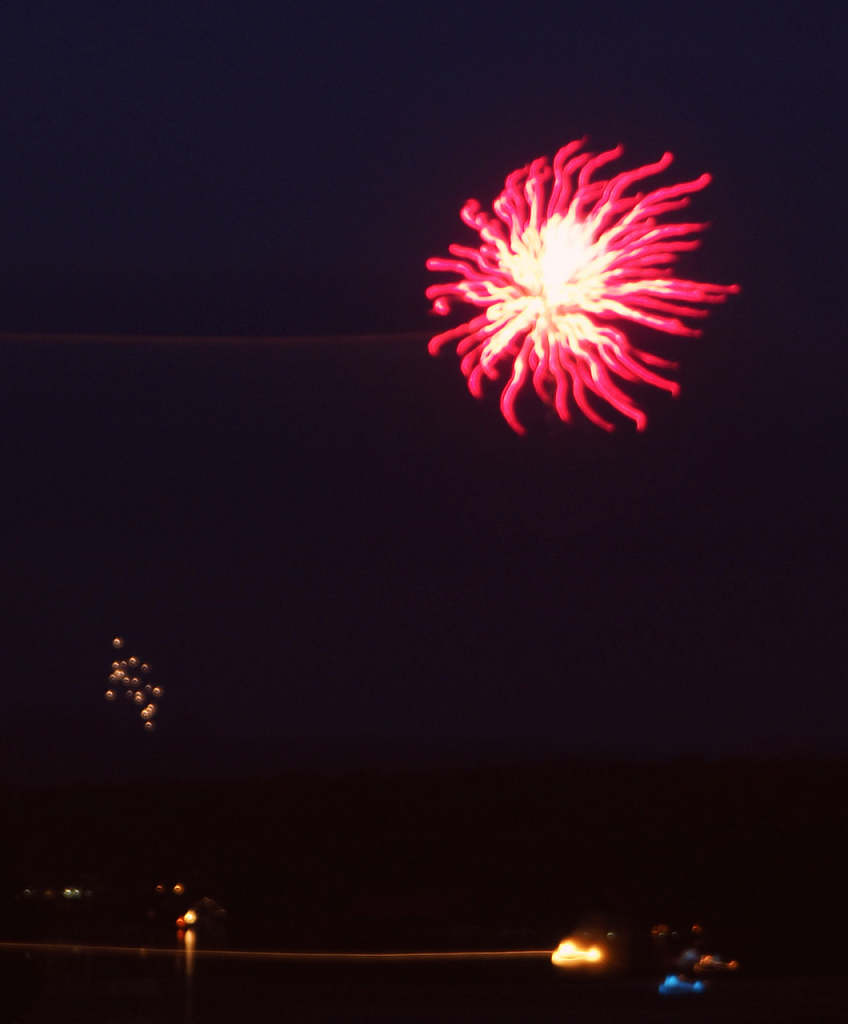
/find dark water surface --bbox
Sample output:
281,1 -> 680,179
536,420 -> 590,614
7,948 -> 848,1024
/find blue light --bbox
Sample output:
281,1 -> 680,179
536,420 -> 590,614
659,974 -> 705,995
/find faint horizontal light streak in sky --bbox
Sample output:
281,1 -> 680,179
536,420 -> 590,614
0,940 -> 551,961
0,332 -> 432,346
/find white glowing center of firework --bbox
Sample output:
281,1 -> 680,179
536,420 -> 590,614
507,215 -> 596,310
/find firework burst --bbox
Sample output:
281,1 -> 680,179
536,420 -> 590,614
106,637 -> 162,731
427,140 -> 739,433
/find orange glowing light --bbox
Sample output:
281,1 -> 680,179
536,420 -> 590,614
694,954 -> 739,974
183,910 -> 197,925
551,938 -> 604,967
113,638 -> 123,649
174,884 -> 185,895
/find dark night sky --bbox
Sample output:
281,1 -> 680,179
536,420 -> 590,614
0,1 -> 846,783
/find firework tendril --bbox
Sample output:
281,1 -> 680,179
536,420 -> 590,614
426,141 -> 739,433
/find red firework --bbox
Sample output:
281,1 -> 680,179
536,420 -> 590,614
426,140 -> 739,433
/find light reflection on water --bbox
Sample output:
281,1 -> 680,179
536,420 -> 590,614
4,941 -> 848,1023
183,927 -> 195,1023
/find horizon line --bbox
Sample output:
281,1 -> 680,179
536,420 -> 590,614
0,331 -> 433,346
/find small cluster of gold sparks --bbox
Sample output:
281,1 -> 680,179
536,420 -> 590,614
105,637 -> 162,730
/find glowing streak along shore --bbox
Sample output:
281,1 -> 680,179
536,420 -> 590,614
427,140 -> 739,433
0,941 -> 551,962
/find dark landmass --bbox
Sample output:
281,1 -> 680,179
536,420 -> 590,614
2,758 -> 846,979
21,968 -> 848,1024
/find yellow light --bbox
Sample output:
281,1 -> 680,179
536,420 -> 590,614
551,938 -> 604,967
184,910 -> 197,925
